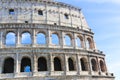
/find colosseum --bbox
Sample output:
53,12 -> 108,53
0,0 -> 115,80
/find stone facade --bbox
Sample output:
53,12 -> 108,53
0,0 -> 114,80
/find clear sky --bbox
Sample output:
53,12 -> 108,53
56,0 -> 120,80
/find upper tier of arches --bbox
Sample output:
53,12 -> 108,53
2,29 -> 95,50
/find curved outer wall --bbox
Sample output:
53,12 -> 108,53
0,0 -> 114,80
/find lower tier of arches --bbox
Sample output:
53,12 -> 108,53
0,51 -> 114,79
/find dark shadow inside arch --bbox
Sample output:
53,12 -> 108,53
21,57 -> 31,72
68,58 -> 75,71
54,57 -> 62,71
3,58 -> 14,73
80,58 -> 88,71
38,57 -> 47,71
91,59 -> 97,71
100,60 -> 105,72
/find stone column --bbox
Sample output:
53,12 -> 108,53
96,57 -> 101,72
83,35 -> 87,49
16,29 -> 20,47
15,53 -> 20,77
88,55 -> 92,75
60,31 -> 63,48
103,59 -> 108,72
79,10 -> 83,29
62,32 -> 65,48
72,33 -> 75,48
32,29 -> 36,47
0,31 -> 3,48
65,55 -> 69,73
45,2 -> 47,24
2,32 -> 5,48
69,7 -> 73,27
58,5 -> 61,26
47,29 -> 51,47
81,38 -> 85,48
49,53 -> 54,75
0,58 -> 3,74
76,54 -> 80,75
33,53 -> 38,76
73,33 -> 76,49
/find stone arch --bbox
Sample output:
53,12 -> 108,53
54,57 -> 62,71
5,32 -> 16,46
2,57 -> 14,73
51,32 -> 59,45
76,35 -> 84,48
21,57 -> 32,72
68,57 -> 75,71
36,32 -> 46,45
80,57 -> 88,71
21,32 -> 32,44
38,57 -> 47,71
100,60 -> 106,72
86,37 -> 93,49
64,34 -> 72,46
91,59 -> 98,71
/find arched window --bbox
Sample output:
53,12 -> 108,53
21,32 -> 32,44
3,57 -> 14,73
54,57 -> 62,71
36,33 -> 46,44
68,58 -> 75,71
51,33 -> 59,45
76,37 -> 82,48
21,57 -> 31,72
38,57 -> 47,71
6,32 -> 16,46
100,60 -> 106,72
86,38 -> 93,49
91,59 -> 97,71
65,34 -> 71,46
80,58 -> 88,71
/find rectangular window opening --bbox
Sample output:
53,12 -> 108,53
9,9 -> 15,15
38,10 -> 43,15
64,14 -> 69,19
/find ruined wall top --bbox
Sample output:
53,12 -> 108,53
0,0 -> 90,31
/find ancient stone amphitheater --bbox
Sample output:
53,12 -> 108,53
0,0 -> 115,80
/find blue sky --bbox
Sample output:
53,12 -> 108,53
56,0 -> 120,80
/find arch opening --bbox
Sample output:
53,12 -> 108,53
65,35 -> 72,46
76,37 -> 82,48
51,33 -> 59,45
86,38 -> 93,49
68,58 -> 75,71
80,58 -> 88,71
54,57 -> 62,71
91,59 -> 97,71
5,32 -> 16,46
21,32 -> 32,44
38,57 -> 47,71
3,57 -> 14,73
21,57 -> 31,72
100,60 -> 106,72
36,33 -> 46,44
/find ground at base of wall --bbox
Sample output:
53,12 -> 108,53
1,76 -> 114,80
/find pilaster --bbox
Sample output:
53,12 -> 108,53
14,53 -> 20,77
